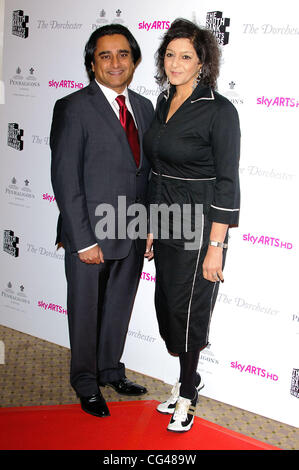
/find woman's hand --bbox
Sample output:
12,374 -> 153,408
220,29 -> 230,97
202,246 -> 224,283
144,233 -> 154,261
203,222 -> 228,282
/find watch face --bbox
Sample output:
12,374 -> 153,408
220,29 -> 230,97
210,241 -> 226,248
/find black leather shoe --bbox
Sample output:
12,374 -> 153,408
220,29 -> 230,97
80,392 -> 110,417
101,377 -> 147,396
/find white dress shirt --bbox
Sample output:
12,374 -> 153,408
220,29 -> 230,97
78,80 -> 137,253
96,80 -> 137,125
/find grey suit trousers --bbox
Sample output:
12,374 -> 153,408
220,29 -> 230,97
64,242 -> 144,397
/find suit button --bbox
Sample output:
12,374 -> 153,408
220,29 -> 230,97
136,170 -> 141,176
135,197 -> 141,203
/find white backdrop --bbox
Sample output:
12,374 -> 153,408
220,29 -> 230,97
0,0 -> 298,427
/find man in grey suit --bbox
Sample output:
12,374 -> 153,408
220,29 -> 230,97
50,25 -> 154,417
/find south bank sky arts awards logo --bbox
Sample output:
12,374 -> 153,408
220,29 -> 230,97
12,10 -> 29,38
3,230 -> 19,257
206,11 -> 230,45
290,369 -> 299,398
7,123 -> 24,151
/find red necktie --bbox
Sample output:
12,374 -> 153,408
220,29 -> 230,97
116,95 -> 140,167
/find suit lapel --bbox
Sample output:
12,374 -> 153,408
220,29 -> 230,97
87,80 -> 123,136
87,81 -> 145,169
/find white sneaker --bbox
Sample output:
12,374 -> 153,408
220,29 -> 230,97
156,375 -> 204,415
167,390 -> 198,432
156,380 -> 180,414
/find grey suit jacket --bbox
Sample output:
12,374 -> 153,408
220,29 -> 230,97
50,79 -> 154,259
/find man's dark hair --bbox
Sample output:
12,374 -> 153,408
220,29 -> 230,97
84,24 -> 141,81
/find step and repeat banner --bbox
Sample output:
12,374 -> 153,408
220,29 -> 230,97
0,0 -> 298,427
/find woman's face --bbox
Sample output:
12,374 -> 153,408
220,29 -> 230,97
164,38 -> 202,89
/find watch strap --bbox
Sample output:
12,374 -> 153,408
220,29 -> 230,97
209,240 -> 228,249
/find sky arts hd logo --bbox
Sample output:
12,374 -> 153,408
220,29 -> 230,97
206,11 -> 230,45
3,230 -> 19,257
12,10 -> 29,38
7,123 -> 24,151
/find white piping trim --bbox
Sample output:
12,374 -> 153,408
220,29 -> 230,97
152,171 -> 216,182
210,204 -> 239,212
191,89 -> 215,103
206,283 -> 217,345
185,213 -> 204,352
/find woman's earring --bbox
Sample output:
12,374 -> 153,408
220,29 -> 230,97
165,76 -> 171,99
192,69 -> 202,91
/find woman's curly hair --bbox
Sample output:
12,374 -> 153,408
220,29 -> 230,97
155,18 -> 221,89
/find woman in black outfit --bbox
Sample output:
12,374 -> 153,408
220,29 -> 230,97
143,19 -> 240,433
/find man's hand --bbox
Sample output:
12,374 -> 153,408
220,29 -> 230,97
78,245 -> 104,264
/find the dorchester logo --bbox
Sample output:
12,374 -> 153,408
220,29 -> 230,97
243,23 -> 299,35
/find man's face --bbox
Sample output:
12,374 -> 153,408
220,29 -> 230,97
91,34 -> 135,93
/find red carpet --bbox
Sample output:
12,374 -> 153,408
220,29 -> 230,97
0,400 -> 279,450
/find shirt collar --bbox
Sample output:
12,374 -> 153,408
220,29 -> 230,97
95,79 -> 129,104
163,82 -> 214,103
190,83 -> 215,103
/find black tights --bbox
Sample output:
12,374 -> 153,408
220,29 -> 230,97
179,349 -> 201,400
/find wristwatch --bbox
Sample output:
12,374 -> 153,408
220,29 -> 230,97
209,240 -> 228,249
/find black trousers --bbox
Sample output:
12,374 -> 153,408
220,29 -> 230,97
64,243 -> 143,397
